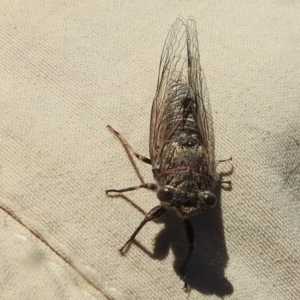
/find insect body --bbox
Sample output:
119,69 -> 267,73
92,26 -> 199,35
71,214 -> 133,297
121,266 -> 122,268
106,18 -> 230,289
149,18 -> 219,217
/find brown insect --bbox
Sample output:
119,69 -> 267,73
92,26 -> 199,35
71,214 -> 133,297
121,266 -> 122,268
106,18 -> 231,290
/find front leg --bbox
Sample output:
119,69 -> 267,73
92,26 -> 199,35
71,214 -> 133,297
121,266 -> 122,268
119,206 -> 167,254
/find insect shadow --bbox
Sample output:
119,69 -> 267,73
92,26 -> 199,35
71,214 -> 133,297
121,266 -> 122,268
108,183 -> 233,296
156,190 -> 233,296
131,187 -> 233,296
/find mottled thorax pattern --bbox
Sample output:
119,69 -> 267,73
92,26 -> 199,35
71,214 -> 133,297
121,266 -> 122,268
153,141 -> 212,191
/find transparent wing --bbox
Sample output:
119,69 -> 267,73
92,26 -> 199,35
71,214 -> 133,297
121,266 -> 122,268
149,18 -> 215,175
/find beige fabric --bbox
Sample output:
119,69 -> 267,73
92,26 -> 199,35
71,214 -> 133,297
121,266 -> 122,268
0,1 -> 299,299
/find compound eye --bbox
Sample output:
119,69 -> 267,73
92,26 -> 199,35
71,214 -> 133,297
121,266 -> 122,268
203,192 -> 217,208
157,187 -> 174,202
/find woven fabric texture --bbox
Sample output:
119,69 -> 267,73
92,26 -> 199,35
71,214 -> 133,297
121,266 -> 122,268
0,1 -> 299,299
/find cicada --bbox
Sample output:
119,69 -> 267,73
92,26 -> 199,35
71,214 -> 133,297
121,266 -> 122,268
106,18 -> 231,289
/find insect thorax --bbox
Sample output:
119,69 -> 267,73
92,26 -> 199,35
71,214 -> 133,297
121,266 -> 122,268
152,140 -> 216,215
153,140 -> 212,187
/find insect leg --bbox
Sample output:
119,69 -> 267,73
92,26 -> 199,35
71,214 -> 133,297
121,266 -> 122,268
181,219 -> 194,291
216,156 -> 233,190
107,125 -> 151,164
106,183 -> 157,195
119,205 -> 167,254
216,156 -> 232,165
220,180 -> 232,191
216,156 -> 233,174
